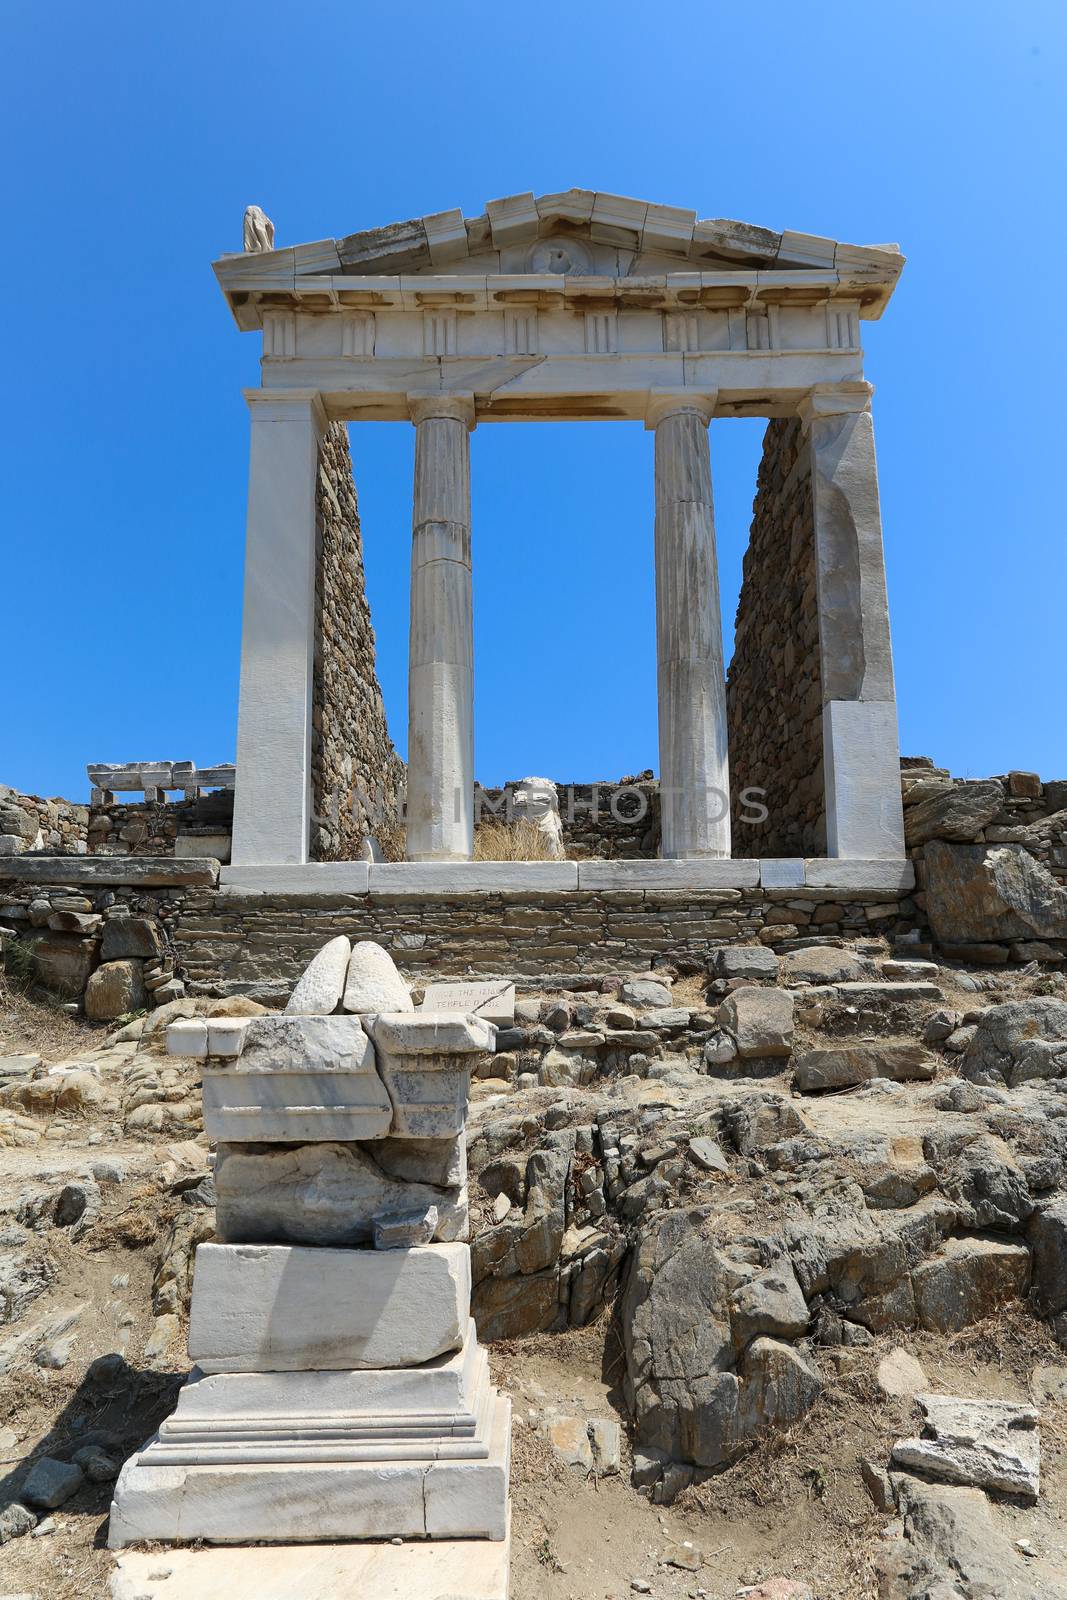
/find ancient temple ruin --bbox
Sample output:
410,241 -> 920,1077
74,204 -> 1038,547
215,189 -> 907,892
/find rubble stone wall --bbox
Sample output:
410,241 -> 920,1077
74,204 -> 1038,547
726,419 -> 825,858
87,791 -> 234,857
311,423 -> 405,861
0,785 -> 88,856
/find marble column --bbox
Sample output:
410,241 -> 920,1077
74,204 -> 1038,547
799,381 -> 905,859
406,395 -> 476,861
231,390 -> 325,867
647,390 -> 730,859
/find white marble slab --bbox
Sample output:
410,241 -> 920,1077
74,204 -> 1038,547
188,1243 -> 471,1372
110,1527 -> 511,1600
202,1071 -> 393,1143
759,858 -> 805,889
220,862 -> 371,893
803,858 -> 915,892
369,861 -> 578,893
577,859 -> 759,889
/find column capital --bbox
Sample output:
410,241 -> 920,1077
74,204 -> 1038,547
797,381 -> 873,430
408,392 -> 476,430
644,388 -> 717,431
243,389 -> 327,433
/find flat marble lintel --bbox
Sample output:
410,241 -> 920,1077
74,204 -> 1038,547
212,857 -> 914,897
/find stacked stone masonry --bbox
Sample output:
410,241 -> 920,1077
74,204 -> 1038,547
0,784 -> 88,857
311,423 -> 405,862
726,418 -> 825,858
88,791 -> 234,857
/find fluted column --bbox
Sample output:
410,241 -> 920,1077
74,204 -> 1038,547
799,382 -> 905,859
406,394 -> 476,861
231,390 -> 325,866
647,390 -> 730,859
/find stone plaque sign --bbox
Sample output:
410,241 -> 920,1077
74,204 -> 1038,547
421,981 -> 515,1026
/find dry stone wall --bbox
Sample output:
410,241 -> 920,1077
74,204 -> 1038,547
311,423 -> 405,861
0,785 -> 88,856
87,791 -> 234,857
726,419 -> 825,858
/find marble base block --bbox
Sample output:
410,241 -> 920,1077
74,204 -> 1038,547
188,1243 -> 471,1372
108,1375 -> 510,1545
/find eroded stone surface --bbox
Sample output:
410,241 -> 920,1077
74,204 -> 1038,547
341,941 -> 413,1015
214,1142 -> 468,1245
892,1393 -> 1040,1499
285,936 -> 351,1016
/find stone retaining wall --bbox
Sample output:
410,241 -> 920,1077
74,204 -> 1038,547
725,419 -> 824,857
311,424 -> 405,861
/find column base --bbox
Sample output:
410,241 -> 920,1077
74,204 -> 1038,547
108,1326 -> 511,1546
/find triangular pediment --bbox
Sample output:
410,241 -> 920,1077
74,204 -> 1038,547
214,189 -> 903,327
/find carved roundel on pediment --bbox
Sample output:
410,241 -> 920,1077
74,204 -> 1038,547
525,237 -> 593,276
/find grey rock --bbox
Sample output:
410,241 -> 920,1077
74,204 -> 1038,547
794,1042 -> 935,1093
711,946 -> 779,980
589,1417 -> 621,1476
718,986 -> 794,1057
779,946 -> 865,985
1028,1198 -> 1067,1316
101,915 -> 163,961
0,1501 -> 35,1542
904,780 -> 1004,847
373,1204 -> 438,1249
91,1158 -> 128,1186
912,1235 -> 1030,1332
923,1009 -> 962,1044
961,999 -> 1067,1088
887,1474 -> 1067,1600
722,1093 -> 808,1156
0,1055 -> 41,1081
618,976 -> 673,1009
20,1457 -> 84,1509
730,1259 -> 809,1345
703,1031 -> 738,1066
892,1393 -> 1040,1499
688,1137 -> 729,1174
861,1455 -> 896,1512
71,1445 -> 118,1482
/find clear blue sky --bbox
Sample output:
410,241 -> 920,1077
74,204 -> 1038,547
3,1 -> 1065,803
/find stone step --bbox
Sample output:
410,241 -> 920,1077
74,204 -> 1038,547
110,1527 -> 511,1599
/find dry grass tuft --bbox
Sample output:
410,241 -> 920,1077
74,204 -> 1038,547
474,818 -> 558,861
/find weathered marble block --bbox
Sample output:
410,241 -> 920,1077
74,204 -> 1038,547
214,1139 -> 468,1245
171,1014 -> 395,1142
188,1242 -> 471,1372
367,1011 -> 495,1139
201,1069 -> 393,1143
